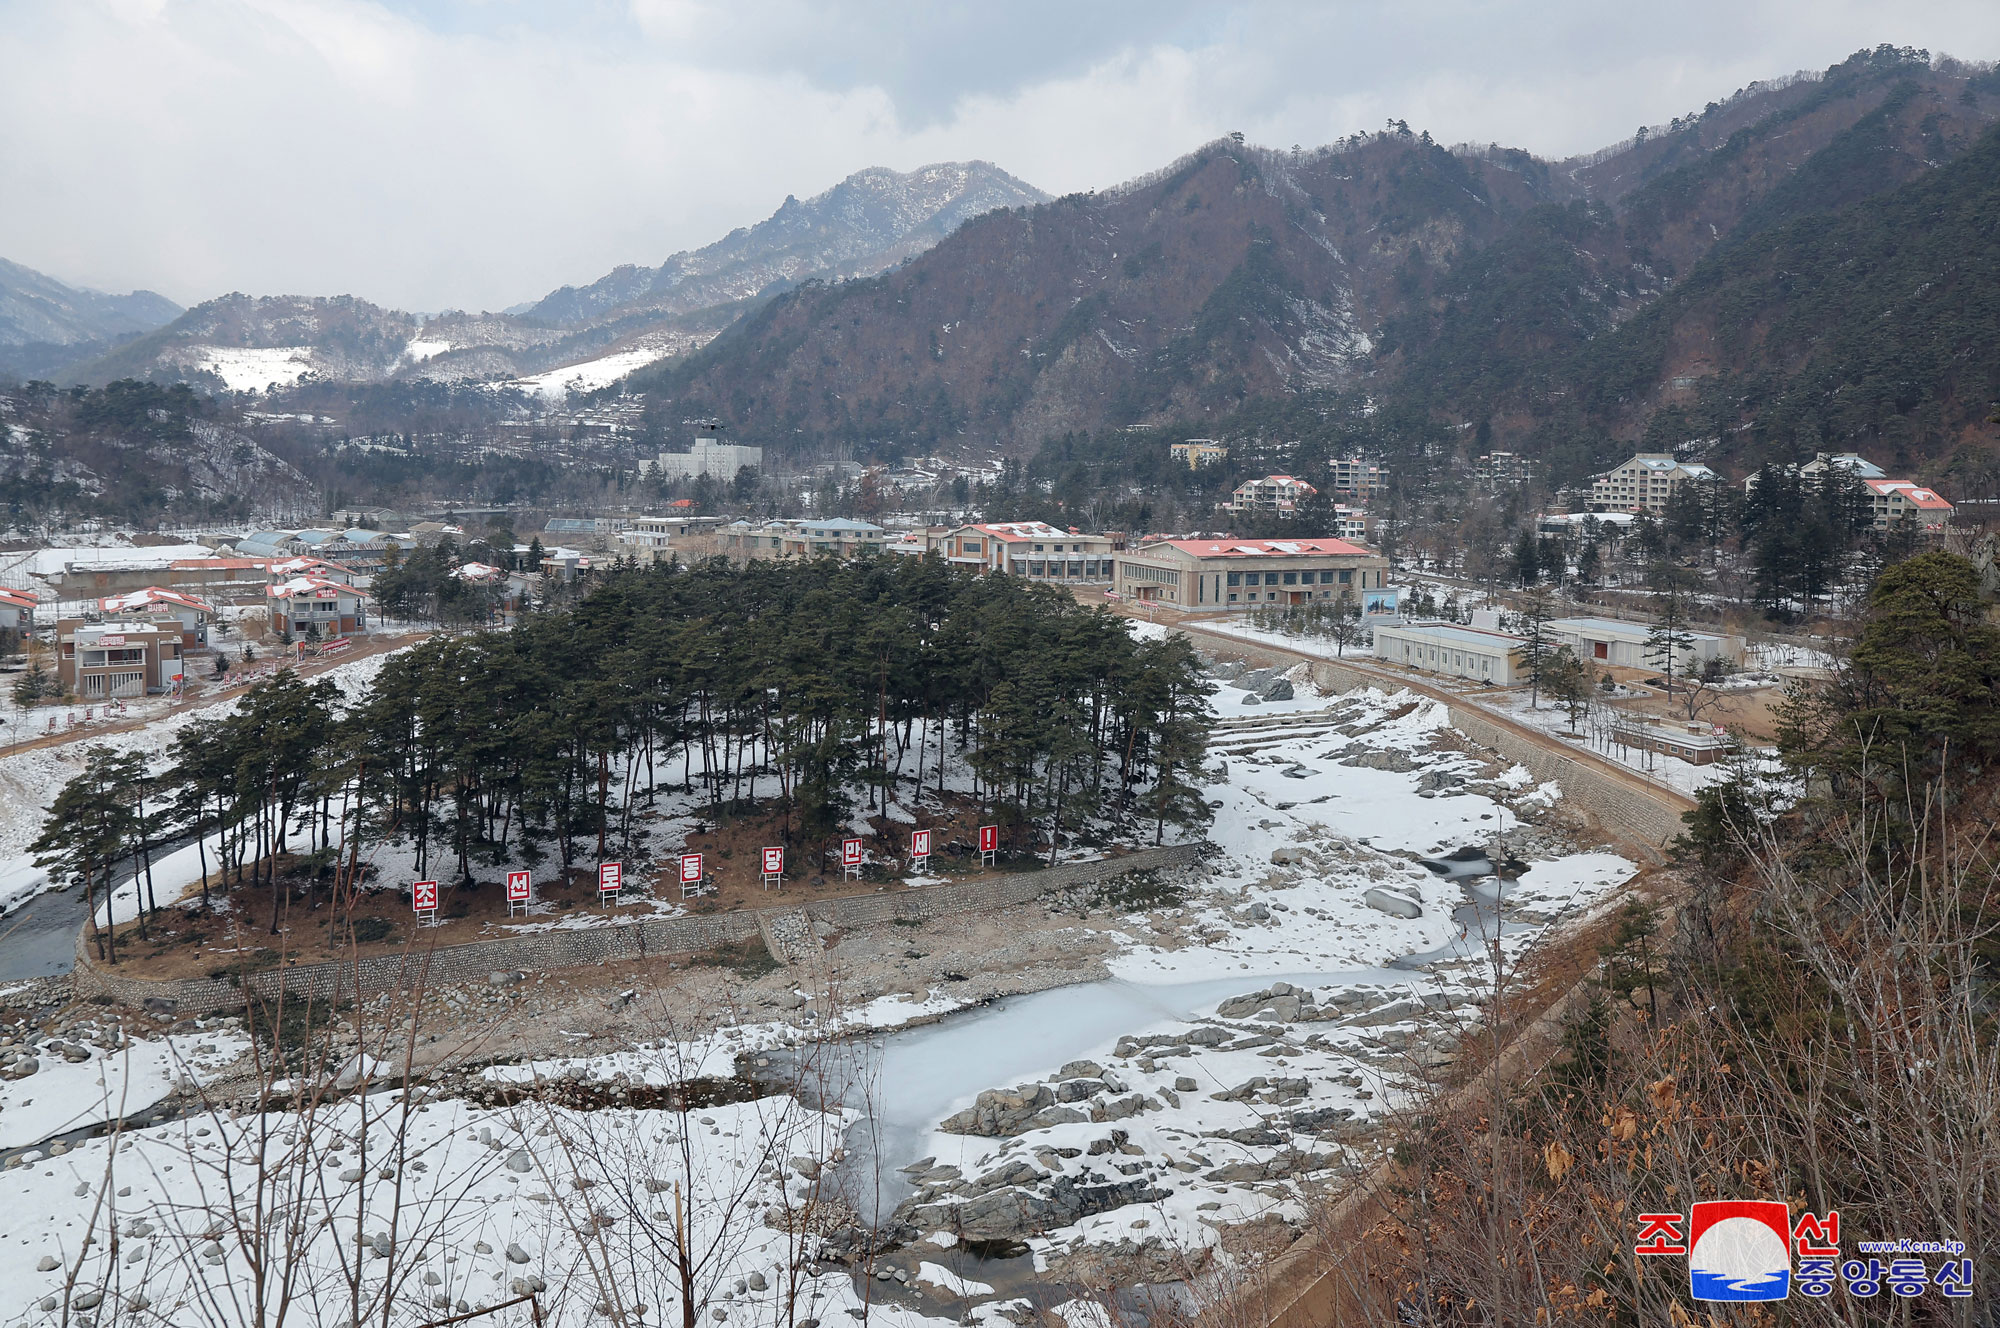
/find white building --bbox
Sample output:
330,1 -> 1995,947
1373,620 -> 1525,685
1546,616 -> 1743,674
641,437 -> 764,481
1227,475 -> 1318,516
1588,454 -> 1720,513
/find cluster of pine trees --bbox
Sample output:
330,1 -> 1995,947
36,556 -> 1215,954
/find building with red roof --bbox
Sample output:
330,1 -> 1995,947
0,587 -> 38,633
97,587 -> 215,648
1863,479 -> 1954,531
935,522 -> 1120,584
267,577 -> 370,638
1114,536 -> 1388,611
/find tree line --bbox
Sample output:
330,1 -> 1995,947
35,555 -> 1215,956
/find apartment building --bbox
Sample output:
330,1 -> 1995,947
1227,475 -> 1319,516
1169,439 -> 1229,468
1587,454 -> 1720,513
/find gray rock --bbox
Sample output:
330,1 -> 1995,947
1245,902 -> 1270,921
1261,679 -> 1294,701
1175,1076 -> 1198,1092
1269,847 -> 1306,865
505,1243 -> 531,1264
1026,1105 -> 1090,1130
1363,887 -> 1422,919
72,1291 -> 105,1310
938,1083 -> 1057,1137
1240,693 -> 1261,706
35,1255 -> 59,1272
371,1233 -> 393,1259
339,1168 -> 364,1183
1054,1060 -> 1103,1080
747,1271 -> 768,1291
505,1150 -> 533,1173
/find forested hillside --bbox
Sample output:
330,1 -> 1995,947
630,48 -> 2000,488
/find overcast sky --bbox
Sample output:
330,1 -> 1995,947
4,0 -> 1998,314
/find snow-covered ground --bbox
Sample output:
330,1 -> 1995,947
0,1033 -> 246,1150
511,347 -> 673,400
1187,618 -> 1742,795
0,661 -> 1643,1325
186,346 -> 315,393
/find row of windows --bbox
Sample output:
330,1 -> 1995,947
1225,569 -> 1354,587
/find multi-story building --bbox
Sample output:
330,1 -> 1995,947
1332,505 -> 1371,544
96,588 -> 214,649
615,515 -> 728,564
1473,452 -> 1537,491
640,436 -> 764,482
1744,452 -> 1886,491
55,618 -> 188,698
1169,439 -> 1230,468
717,518 -> 887,564
1326,458 -> 1388,501
1113,537 -> 1388,610
1862,479 -> 1954,531
1587,454 -> 1720,513
266,577 -> 370,638
936,523 -> 1118,583
1227,475 -> 1319,516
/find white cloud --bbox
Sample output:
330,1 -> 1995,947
1,0 -> 1995,314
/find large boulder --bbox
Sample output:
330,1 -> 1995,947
1364,887 -> 1423,919
938,1084 -> 1057,1137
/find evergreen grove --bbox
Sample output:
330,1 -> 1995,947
35,556 -> 1217,950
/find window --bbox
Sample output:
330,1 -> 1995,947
1226,572 -> 1241,587
1227,593 -> 1238,602
1282,572 -> 1297,585
1338,569 -> 1353,584
1300,571 -> 1316,585
1264,573 -> 1279,586
1033,544 -> 1045,552
1029,561 -> 1045,576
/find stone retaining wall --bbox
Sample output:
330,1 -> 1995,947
72,844 -> 1206,1016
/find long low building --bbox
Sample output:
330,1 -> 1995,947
1113,537 -> 1389,611
1372,620 -> 1526,685
1547,616 -> 1744,674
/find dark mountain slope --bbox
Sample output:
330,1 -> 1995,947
0,257 -> 181,380
630,48 -> 1999,479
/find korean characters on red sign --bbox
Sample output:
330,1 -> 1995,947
912,829 -> 931,858
841,838 -> 864,868
761,846 -> 783,876
412,880 -> 438,912
599,862 -> 623,893
506,870 -> 531,902
680,853 -> 704,884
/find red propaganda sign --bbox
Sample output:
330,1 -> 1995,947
761,846 -> 784,876
912,829 -> 932,858
841,838 -> 864,868
506,870 -> 531,902
979,825 -> 998,853
99,634 -> 127,647
412,879 -> 438,912
314,587 -> 340,599
599,862 -> 623,894
680,853 -> 704,884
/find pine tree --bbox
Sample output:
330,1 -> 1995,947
1645,589 -> 1697,693
1516,588 -> 1557,707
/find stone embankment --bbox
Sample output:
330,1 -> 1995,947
71,844 -> 1207,1016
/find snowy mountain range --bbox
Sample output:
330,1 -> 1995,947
519,161 -> 1048,325
23,161 -> 1047,397
0,258 -> 182,379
